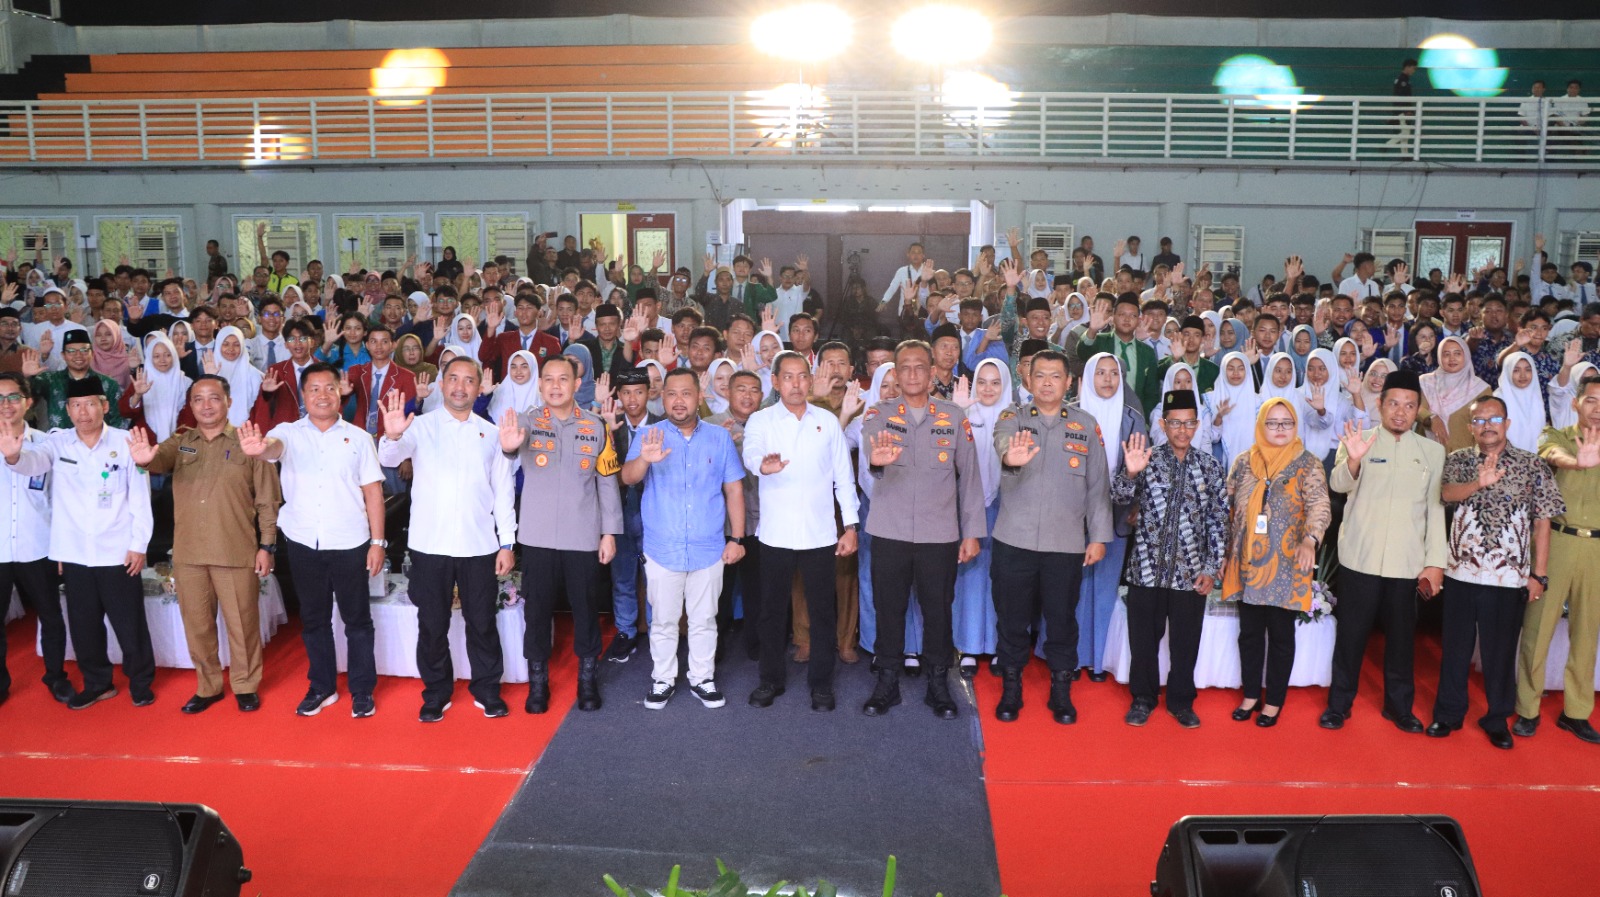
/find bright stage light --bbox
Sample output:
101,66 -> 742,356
748,83 -> 830,147
941,70 -> 1015,128
1417,34 -> 1507,97
890,6 -> 992,63
1213,54 -> 1320,110
369,48 -> 451,107
750,4 -> 853,61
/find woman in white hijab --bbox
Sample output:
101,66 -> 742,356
130,332 -> 191,442
703,357 -> 736,416
1206,351 -> 1260,467
638,359 -> 667,417
212,325 -> 263,426
1073,352 -> 1149,678
847,362 -> 925,663
1357,356 -> 1397,425
751,330 -> 783,396
1258,352 -> 1305,413
447,312 -> 483,356
1550,360 -> 1598,430
1025,269 -> 1051,300
1149,361 -> 1213,454
952,358 -> 1009,676
487,349 -> 543,424
1299,347 -> 1355,468
1495,351 -> 1548,453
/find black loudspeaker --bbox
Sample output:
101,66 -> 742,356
0,800 -> 251,897
1152,815 -> 1481,897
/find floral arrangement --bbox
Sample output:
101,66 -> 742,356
496,575 -> 522,610
1297,580 -> 1337,624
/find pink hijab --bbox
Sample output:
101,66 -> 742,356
91,319 -> 134,389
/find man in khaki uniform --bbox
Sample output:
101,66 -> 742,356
130,375 -> 281,713
1516,371 -> 1600,744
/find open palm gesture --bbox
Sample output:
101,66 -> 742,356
1122,433 -> 1152,475
1004,429 -> 1039,467
381,389 -> 414,440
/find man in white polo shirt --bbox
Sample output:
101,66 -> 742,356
238,362 -> 387,719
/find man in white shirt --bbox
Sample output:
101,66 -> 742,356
1519,81 -> 1550,133
771,261 -> 809,340
1570,261 -> 1597,311
4,375 -> 154,710
742,351 -> 859,711
23,287 -> 86,373
141,277 -> 191,320
248,296 -> 289,371
0,372 -> 74,705
1551,79 -> 1590,153
1332,252 -> 1392,299
377,356 -> 517,723
880,242 -> 932,311
240,362 -> 387,719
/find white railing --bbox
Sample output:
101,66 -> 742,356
0,90 -> 1594,167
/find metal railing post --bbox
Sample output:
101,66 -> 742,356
727,94 -> 734,155
1225,100 -> 1235,159
915,94 -> 923,156
1474,100 -> 1485,163
1348,99 -> 1359,162
195,101 -> 204,160
851,93 -> 859,156
666,95 -> 674,156
309,100 -> 319,158
605,94 -> 614,156
24,104 -> 35,162
545,96 -> 553,156
485,95 -> 494,157
367,98 -> 376,158
1038,94 -> 1046,157
138,103 -> 148,160
1101,95 -> 1110,157
80,105 -> 91,161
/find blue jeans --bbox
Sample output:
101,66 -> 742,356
610,508 -> 644,637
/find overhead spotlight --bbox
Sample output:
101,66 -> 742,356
1213,54 -> 1321,111
369,48 -> 451,107
891,5 -> 992,63
1418,34 -> 1507,97
941,70 -> 1015,128
750,4 -> 853,61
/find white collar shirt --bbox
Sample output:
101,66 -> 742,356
377,408 -> 516,555
740,401 -> 858,550
0,426 -> 52,563
268,416 -> 383,551
8,426 -> 151,566
249,332 -> 288,371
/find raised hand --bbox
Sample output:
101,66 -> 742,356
1313,299 -> 1330,333
201,351 -> 221,376
952,375 -> 973,409
1284,255 -> 1304,284
1122,433 -> 1152,475
650,249 -> 666,270
657,332 -> 678,366
412,372 -> 432,400
131,367 -> 152,396
597,396 -> 619,430
621,307 -> 646,344
1000,257 -> 1023,290
703,252 -> 716,277
1005,225 -> 1021,248
1446,272 -> 1468,294
795,253 -> 809,272
1088,298 -> 1111,332
322,317 -> 339,348
1243,339 -> 1260,365
918,260 -> 936,282
900,277 -> 918,309
381,389 -> 414,440
1307,382 -> 1326,413
840,381 -> 864,421
1003,429 -> 1040,467
1391,261 -> 1410,286
37,331 -> 52,360
337,370 -> 353,397
479,367 -> 496,396
1113,239 -> 1126,261
0,427 -> 24,463
868,429 -> 903,467
498,409 -> 526,452
760,305 -> 777,333
759,452 -> 790,475
1478,450 -> 1503,489
593,373 -> 612,408
984,315 -> 1003,342
758,257 -> 774,282
739,342 -> 757,371
1534,232 -> 1546,253
1577,426 -> 1600,470
484,303 -> 505,334
639,426 -> 672,463
237,421 -> 268,456
1340,420 -> 1378,465
1215,397 -> 1233,420
1565,337 -> 1584,368
1341,252 -> 1355,266
127,426 -> 157,466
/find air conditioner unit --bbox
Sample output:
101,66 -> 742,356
20,227 -> 70,262
1560,231 -> 1600,268
374,227 -> 413,270
1193,225 -> 1245,278
134,232 -> 169,270
1028,224 -> 1074,271
489,222 -> 530,274
1362,227 -> 1415,267
262,228 -> 306,271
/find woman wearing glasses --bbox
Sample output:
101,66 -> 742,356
1222,398 -> 1330,727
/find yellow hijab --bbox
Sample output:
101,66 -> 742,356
1223,397 -> 1306,602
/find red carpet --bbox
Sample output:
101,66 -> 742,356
0,613 -> 577,897
975,633 -> 1600,897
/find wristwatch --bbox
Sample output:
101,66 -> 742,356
370,539 -> 388,549
1531,574 -> 1549,589
259,543 -> 277,555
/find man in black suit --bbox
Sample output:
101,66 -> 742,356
601,368 -> 662,664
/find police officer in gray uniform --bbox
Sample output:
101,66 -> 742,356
990,350 -> 1115,725
858,340 -> 988,719
499,354 -> 624,714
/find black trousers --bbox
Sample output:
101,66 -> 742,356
871,537 -> 959,670
1328,568 -> 1417,716
285,539 -> 376,698
718,536 -> 762,656
1126,585 -> 1205,712
1434,576 -> 1525,731
991,540 -> 1084,672
62,562 -> 155,696
0,558 -> 67,693
409,550 -> 501,705
521,546 -> 602,663
1238,602 -> 1298,707
758,543 -> 835,689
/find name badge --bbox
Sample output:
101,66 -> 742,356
28,475 -> 46,491
1254,514 -> 1270,535
179,446 -> 199,454
1369,458 -> 1388,464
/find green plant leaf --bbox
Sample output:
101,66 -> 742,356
602,874 -> 627,897
793,887 -> 810,897
761,880 -> 788,897
667,865 -> 682,897
715,858 -> 729,876
815,881 -> 837,897
882,856 -> 898,897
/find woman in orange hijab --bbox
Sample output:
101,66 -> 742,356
1222,397 -> 1331,726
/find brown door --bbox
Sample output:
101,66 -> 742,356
625,213 -> 675,285
1413,221 -> 1516,279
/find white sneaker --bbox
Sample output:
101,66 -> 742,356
644,681 -> 675,710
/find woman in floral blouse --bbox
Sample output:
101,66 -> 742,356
1222,398 -> 1331,726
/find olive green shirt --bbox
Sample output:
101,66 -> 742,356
1539,425 -> 1600,530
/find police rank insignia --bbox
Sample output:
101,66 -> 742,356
534,454 -> 549,467
998,410 -> 1016,421
1069,456 -> 1081,469
937,451 -> 949,462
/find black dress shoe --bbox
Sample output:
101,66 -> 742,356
1087,670 -> 1110,683
131,690 -> 155,707
47,679 -> 76,704
1382,708 -> 1424,733
1068,667 -> 1082,682
747,683 -> 784,708
1255,710 -> 1280,728
235,693 -> 261,712
810,690 -> 835,712
1318,710 -> 1347,730
67,687 -> 117,710
1556,714 -> 1600,744
1512,715 -> 1539,737
181,693 -> 225,715
1169,708 -> 1201,729
419,700 -> 450,723
862,668 -> 902,716
1232,701 -> 1259,722
1425,721 -> 1460,738
1485,728 -> 1514,750
988,657 -> 1002,678
1124,701 -> 1153,727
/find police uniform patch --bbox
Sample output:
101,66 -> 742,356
1067,421 -> 1084,431
888,415 -> 907,425
962,419 -> 974,442
865,407 -> 879,420
580,458 -> 591,470
898,404 -> 906,415
937,438 -> 950,447
580,444 -> 594,454
937,451 -> 949,462
1066,442 -> 1088,454
534,454 -> 548,467
998,409 -> 1016,421
1069,456 -> 1081,469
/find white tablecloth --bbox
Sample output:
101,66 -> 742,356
329,575 -> 530,683
32,573 -> 287,670
1474,616 -> 1600,691
1103,597 -> 1336,689
5,593 -> 21,624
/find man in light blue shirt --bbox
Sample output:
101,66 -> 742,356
622,367 -> 747,710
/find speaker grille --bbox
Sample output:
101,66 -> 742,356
7,808 -> 182,897
1296,821 -> 1476,897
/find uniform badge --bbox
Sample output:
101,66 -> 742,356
888,415 -> 907,425
898,403 -> 906,415
962,419 -> 974,442
580,458 -> 592,470
1066,442 -> 1088,454
937,451 -> 949,463
998,410 -> 1016,421
937,438 -> 950,447
865,407 -> 879,420
110,451 -> 117,458
1067,421 -> 1084,431
538,347 -> 548,357
1069,456 -> 1081,469
580,445 -> 594,455
534,454 -> 548,467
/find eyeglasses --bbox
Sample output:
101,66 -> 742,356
0,393 -> 25,404
1263,420 -> 1297,431
285,336 -> 312,343
1163,419 -> 1200,429
261,311 -> 284,319
62,347 -> 92,355
1469,416 -> 1507,426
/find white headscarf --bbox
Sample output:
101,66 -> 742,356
1064,293 -> 1091,331
853,362 -> 896,497
282,284 -> 305,308
1025,269 -> 1051,299
1551,361 -> 1598,430
446,312 -> 482,355
1359,357 -> 1398,421
1331,337 -> 1361,391
139,332 -> 192,442
704,357 -> 736,415
409,290 -> 431,323
487,349 -> 543,423
1259,352 -> 1303,407
1077,351 -> 1127,472
1302,348 -> 1351,418
753,329 -> 783,395
966,358 -> 1012,506
212,325 -> 263,426
1207,351 -> 1260,466
1496,351 -> 1547,453
638,358 -> 667,417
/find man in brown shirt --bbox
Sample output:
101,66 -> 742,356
130,375 -> 281,713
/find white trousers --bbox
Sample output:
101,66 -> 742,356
644,556 -> 724,686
